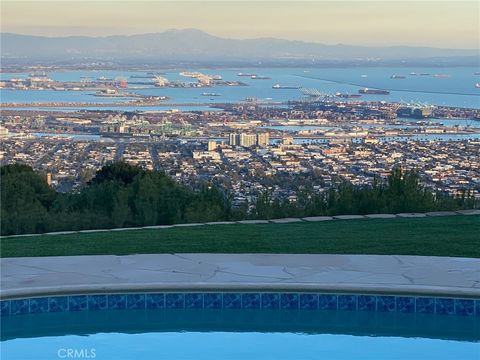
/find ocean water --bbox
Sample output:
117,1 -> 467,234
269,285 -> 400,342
6,105 -> 223,112
286,133 -> 480,145
265,117 -> 479,130
1,67 -> 479,109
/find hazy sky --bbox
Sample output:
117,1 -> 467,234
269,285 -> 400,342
2,1 -> 479,49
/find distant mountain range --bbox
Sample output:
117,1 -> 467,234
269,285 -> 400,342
1,29 -> 478,65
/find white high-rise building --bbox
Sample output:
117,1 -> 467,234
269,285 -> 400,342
229,133 -> 240,146
256,132 -> 270,147
240,133 -> 257,147
208,141 -> 218,151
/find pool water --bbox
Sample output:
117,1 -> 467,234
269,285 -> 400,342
2,309 -> 479,360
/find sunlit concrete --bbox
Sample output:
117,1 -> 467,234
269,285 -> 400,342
1,254 -> 479,299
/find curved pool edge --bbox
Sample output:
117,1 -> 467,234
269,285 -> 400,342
1,282 -> 480,300
2,254 -> 479,317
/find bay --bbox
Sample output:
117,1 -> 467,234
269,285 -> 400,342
1,66 -> 479,109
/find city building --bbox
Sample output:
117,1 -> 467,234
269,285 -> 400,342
208,141 -> 218,151
256,132 -> 270,147
0,126 -> 9,137
282,136 -> 294,145
229,133 -> 240,146
240,133 -> 257,147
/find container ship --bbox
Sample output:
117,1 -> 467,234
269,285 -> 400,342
130,75 -> 155,79
29,71 -> 48,77
358,88 -> 390,95
97,76 -> 114,81
272,84 -> 300,89
335,92 -> 362,98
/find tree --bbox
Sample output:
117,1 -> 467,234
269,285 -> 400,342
1,164 -> 56,235
1,163 -> 475,236
89,162 -> 145,185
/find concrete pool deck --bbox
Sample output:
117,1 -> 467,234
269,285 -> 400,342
1,254 -> 479,299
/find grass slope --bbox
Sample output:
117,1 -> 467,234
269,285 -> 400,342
1,216 -> 479,258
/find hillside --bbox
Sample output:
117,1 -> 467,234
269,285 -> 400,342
2,29 -> 478,64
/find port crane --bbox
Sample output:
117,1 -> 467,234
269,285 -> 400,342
80,76 -> 93,84
300,88 -> 324,97
399,100 -> 433,109
299,88 -> 335,103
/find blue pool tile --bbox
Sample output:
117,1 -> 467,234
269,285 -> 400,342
299,294 -> 318,310
436,298 -> 455,315
281,293 -> 299,310
318,294 -> 337,310
88,295 -> 107,311
6,293 -> 476,317
1,301 -> 10,317
108,295 -> 126,310
29,297 -> 49,314
242,293 -> 261,309
11,299 -> 29,315
455,299 -> 474,317
126,294 -> 145,310
261,293 -> 280,309
49,296 -> 69,312
396,297 -> 415,313
416,297 -> 435,314
185,293 -> 203,309
377,296 -> 396,312
69,296 -> 88,312
338,295 -> 357,311
357,295 -> 376,311
145,294 -> 165,309
204,293 -> 222,309
223,293 -> 242,309
166,293 -> 184,309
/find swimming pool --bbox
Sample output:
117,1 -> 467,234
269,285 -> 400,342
1,292 -> 479,360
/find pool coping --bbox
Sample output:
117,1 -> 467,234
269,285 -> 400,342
2,254 -> 479,300
2,282 -> 480,300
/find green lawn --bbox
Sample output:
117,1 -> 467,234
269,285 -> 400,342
1,216 -> 479,258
